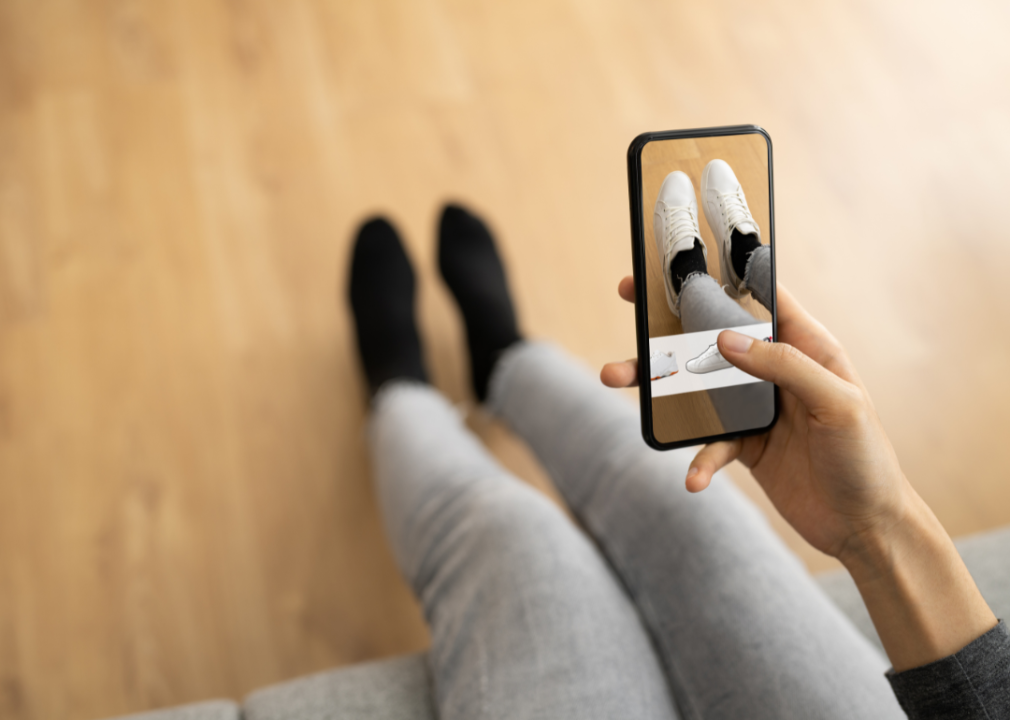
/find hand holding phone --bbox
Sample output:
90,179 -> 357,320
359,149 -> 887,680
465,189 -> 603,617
602,280 -> 999,674
626,125 -> 779,450
602,281 -> 897,519
614,126 -> 999,679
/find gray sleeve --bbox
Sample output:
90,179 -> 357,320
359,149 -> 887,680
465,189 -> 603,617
886,620 -> 1010,719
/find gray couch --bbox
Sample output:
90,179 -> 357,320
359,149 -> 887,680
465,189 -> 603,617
110,527 -> 1010,720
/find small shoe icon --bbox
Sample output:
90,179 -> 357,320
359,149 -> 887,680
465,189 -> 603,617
650,350 -> 679,380
686,343 -> 733,374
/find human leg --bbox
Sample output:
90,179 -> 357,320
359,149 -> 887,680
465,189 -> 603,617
699,158 -> 776,314
652,168 -> 768,332
438,204 -> 521,401
678,272 -> 762,333
436,205 -> 899,718
350,215 -> 676,720
653,170 -> 708,318
677,269 -> 775,432
371,381 -> 677,720
488,342 -> 906,720
744,244 -> 773,311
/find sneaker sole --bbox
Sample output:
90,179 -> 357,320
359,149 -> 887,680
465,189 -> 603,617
686,359 -> 733,373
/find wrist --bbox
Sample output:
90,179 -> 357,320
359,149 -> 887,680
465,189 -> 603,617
836,478 -> 997,671
836,477 -> 933,584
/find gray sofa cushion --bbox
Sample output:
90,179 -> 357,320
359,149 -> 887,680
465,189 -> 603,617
244,653 -> 435,720
815,525 -> 1010,655
105,700 -> 241,720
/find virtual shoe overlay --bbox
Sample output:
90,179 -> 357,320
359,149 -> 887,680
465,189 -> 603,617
650,350 -> 679,381
653,170 -> 705,318
700,159 -> 762,300
653,159 -> 766,318
685,343 -> 732,374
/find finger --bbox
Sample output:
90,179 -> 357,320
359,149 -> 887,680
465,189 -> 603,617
618,276 -> 635,304
776,285 -> 860,385
717,330 -> 860,422
686,439 -> 743,492
600,359 -> 638,388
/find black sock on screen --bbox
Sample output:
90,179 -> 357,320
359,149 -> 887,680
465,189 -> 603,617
438,204 -> 521,402
730,229 -> 761,281
670,239 -> 708,294
349,217 -> 428,397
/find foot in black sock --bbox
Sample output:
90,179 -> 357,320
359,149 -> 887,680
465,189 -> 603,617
729,229 -> 761,283
669,239 -> 708,295
438,204 -> 521,402
348,217 -> 427,397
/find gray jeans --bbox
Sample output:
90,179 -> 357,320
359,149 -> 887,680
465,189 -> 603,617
681,244 -> 772,333
370,340 -> 905,720
679,245 -> 777,432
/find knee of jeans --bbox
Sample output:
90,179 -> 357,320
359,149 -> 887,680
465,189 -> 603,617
461,482 -> 585,563
412,481 -> 618,621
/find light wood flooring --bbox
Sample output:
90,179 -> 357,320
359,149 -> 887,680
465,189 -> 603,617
2,1 -> 1010,718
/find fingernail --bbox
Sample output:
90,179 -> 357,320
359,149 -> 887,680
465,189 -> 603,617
686,466 -> 699,479
720,330 -> 754,354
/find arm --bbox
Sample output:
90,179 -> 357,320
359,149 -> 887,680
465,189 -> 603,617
602,279 -> 1005,714
840,491 -> 996,673
704,310 -> 997,672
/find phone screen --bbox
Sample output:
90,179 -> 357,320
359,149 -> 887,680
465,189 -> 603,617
630,127 -> 777,448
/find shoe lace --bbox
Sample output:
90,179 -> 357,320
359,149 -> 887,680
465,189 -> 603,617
663,205 -> 700,250
720,188 -> 753,231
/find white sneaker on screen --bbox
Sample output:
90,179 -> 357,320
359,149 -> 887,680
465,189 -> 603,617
654,171 -> 706,317
685,343 -> 732,374
700,159 -> 760,299
650,350 -> 679,381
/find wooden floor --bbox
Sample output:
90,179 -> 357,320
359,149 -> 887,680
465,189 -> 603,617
2,1 -> 1010,718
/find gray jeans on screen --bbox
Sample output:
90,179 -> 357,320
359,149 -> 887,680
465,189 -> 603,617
680,244 -> 773,334
370,339 -> 905,720
679,245 -> 776,432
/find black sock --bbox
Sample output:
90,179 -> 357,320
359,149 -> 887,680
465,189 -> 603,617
348,217 -> 427,397
730,229 -> 761,281
438,204 -> 521,402
669,239 -> 708,294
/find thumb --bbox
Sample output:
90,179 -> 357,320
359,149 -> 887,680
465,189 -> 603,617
685,439 -> 743,493
717,330 -> 858,419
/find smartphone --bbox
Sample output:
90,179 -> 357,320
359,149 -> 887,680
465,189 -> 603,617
627,125 -> 779,450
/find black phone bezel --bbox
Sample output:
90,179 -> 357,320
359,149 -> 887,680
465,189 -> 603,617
627,124 -> 780,451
